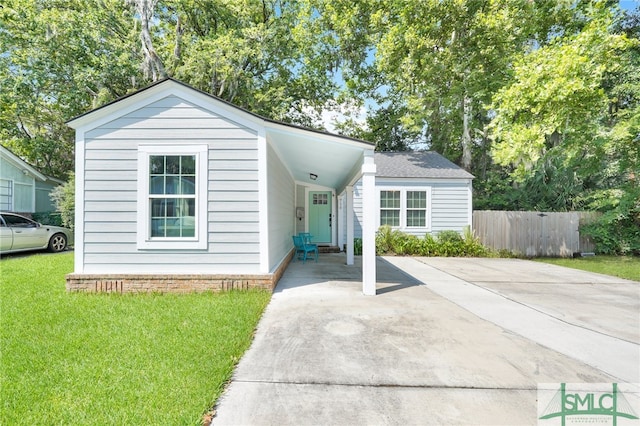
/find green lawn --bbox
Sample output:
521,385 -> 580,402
0,252 -> 271,425
535,255 -> 640,282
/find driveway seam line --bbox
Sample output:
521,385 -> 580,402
232,379 -> 538,391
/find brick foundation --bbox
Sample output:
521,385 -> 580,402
66,250 -> 294,293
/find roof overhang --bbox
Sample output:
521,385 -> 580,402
266,122 -> 373,192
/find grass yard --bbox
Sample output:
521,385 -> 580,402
535,255 -> 640,282
0,252 -> 271,425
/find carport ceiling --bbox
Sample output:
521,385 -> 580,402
266,124 -> 374,191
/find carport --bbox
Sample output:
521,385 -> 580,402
265,121 -> 378,295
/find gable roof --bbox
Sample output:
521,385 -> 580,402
0,145 -> 63,183
67,77 -> 373,147
374,151 -> 474,179
66,77 -> 374,192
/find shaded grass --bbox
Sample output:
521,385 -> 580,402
0,252 -> 271,424
535,255 -> 640,281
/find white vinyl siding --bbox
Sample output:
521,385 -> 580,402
267,143 -> 295,271
81,95 -> 261,274
430,183 -> 472,233
353,178 -> 472,238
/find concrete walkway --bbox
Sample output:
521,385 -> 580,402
213,255 -> 640,425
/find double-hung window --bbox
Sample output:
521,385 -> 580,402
378,188 -> 431,231
137,145 -> 208,249
406,191 -> 427,227
380,190 -> 401,227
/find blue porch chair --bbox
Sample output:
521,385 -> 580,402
292,235 -> 318,263
299,232 -> 314,245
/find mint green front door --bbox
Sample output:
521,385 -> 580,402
308,191 -> 332,244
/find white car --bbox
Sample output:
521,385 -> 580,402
0,212 -> 73,255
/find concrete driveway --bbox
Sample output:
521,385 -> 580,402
213,255 -> 640,425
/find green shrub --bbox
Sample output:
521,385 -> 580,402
419,234 -> 438,256
581,186 -> 640,256
375,225 -> 410,255
393,233 -> 420,255
371,226 -> 489,257
496,249 -> 518,258
31,211 -> 63,226
50,173 -> 75,230
375,225 -> 393,254
461,226 -> 489,257
436,230 -> 463,244
353,238 -> 362,255
433,231 -> 462,256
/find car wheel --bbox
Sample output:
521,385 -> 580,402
48,233 -> 67,253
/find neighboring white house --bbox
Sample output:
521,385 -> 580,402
66,78 -> 378,294
337,151 -> 473,248
0,145 -> 64,213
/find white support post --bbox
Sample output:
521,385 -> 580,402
346,185 -> 354,266
361,155 -> 376,295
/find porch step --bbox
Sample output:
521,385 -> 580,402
318,246 -> 341,253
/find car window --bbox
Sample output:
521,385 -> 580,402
2,214 -> 36,228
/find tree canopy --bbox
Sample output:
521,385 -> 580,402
1,0 -> 638,248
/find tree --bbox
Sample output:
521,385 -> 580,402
0,0 -> 144,178
127,0 -> 167,81
296,0 -> 597,171
0,0 -> 341,178
336,104 -> 426,152
489,4 -> 635,211
50,173 -> 75,230
579,6 -> 640,254
2,0 -> 636,227
153,0 -> 339,122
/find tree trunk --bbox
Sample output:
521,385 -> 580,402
461,94 -> 472,171
174,15 -> 182,59
129,0 -> 166,81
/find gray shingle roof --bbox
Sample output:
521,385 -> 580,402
374,151 -> 474,179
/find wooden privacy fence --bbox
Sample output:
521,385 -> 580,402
473,211 -> 600,257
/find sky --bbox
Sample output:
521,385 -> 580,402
619,1 -> 638,12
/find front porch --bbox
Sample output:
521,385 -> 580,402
266,122 -> 378,295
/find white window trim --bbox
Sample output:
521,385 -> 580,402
377,187 -> 432,232
137,145 -> 208,250
0,179 -> 14,211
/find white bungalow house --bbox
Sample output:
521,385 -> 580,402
66,78 -> 379,294
66,78 -> 472,295
0,145 -> 64,213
